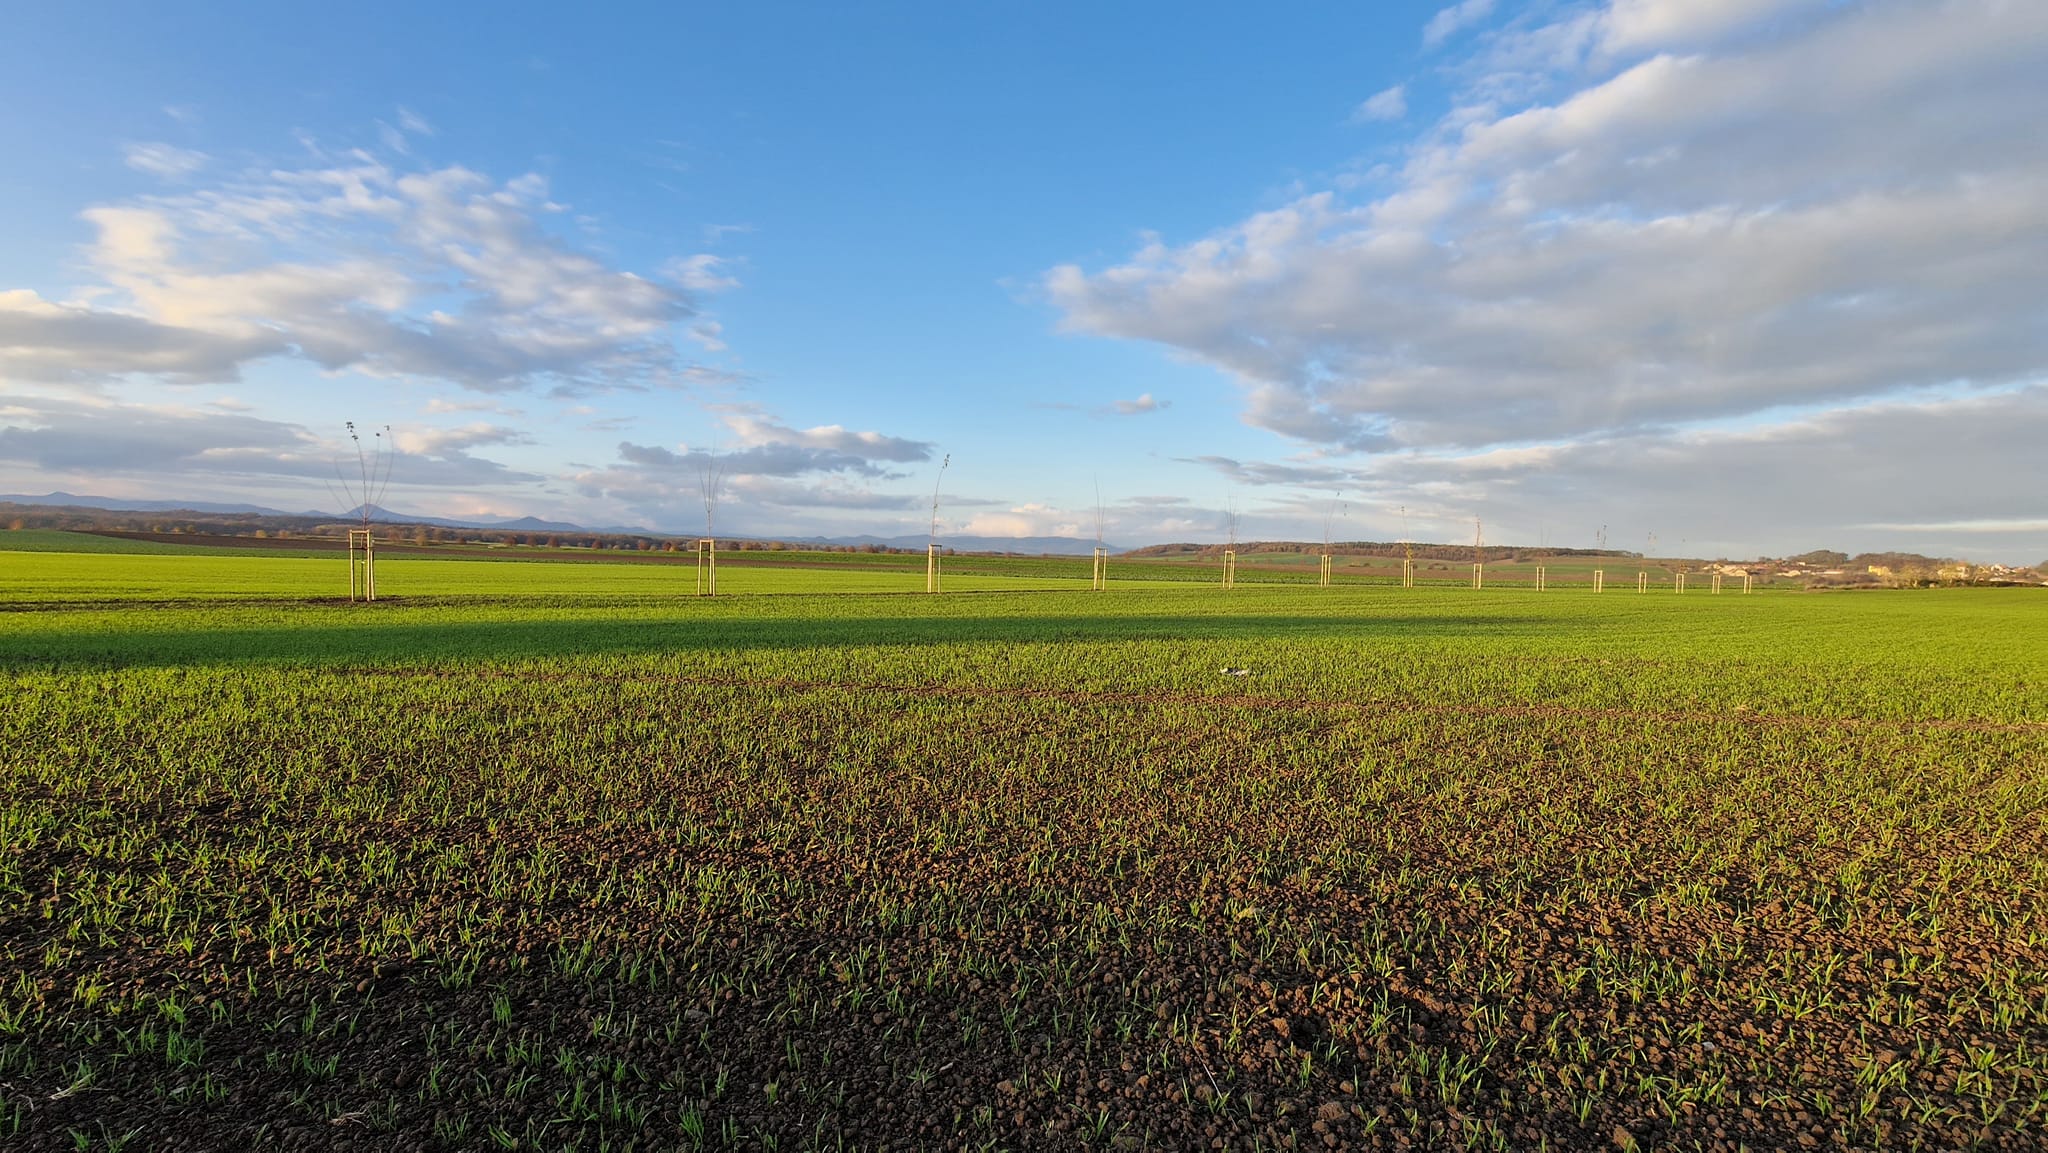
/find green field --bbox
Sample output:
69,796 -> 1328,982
0,531 -> 1157,597
2,536 -> 2043,1150
0,529 -> 337,558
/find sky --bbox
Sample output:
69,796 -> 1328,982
0,0 -> 2043,563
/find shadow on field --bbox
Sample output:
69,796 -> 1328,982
4,610 -> 1554,670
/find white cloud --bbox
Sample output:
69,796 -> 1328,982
563,403 -> 937,529
377,108 -> 438,156
1352,85 -> 1408,123
736,477 -> 918,512
1181,455 -> 1348,487
122,142 -> 208,180
1174,385 -> 2048,563
0,288 -> 284,384
3,146 -> 716,395
0,396 -> 541,492
1111,393 -> 1168,415
687,320 -> 727,352
1597,0 -> 1823,56
1859,519 -> 2048,535
1048,0 -> 2048,453
1423,0 -> 1495,49
390,421 -> 532,456
719,405 -> 932,464
960,505 -> 1082,539
666,253 -> 739,293
423,397 -> 526,417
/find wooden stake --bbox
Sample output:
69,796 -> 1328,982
696,538 -> 717,596
347,528 -> 376,602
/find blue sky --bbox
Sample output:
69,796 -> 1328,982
2,1 -> 2044,562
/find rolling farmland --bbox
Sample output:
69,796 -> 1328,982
2,534 -> 2043,1151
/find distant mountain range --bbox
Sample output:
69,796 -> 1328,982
2,493 -> 606,534
0,493 -> 1121,556
779,533 -> 1121,556
5,492 -> 307,517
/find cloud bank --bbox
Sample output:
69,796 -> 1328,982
1048,0 -> 2048,455
567,404 -> 937,528
4,148 -> 724,395
0,396 -> 542,494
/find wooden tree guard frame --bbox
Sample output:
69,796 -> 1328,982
1091,547 -> 1107,591
926,543 -> 942,593
696,538 -> 717,596
1221,550 -> 1237,589
347,529 -> 376,602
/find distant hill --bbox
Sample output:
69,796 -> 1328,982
1125,540 -> 1641,562
2,494 -> 638,536
788,533 -> 1119,556
0,494 -> 1117,554
1,491 -> 312,517
333,505 -> 609,534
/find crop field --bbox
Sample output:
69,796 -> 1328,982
0,539 -> 1202,606
2,536 -> 2044,1151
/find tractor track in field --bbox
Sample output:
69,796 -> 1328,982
351,666 -> 2048,736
